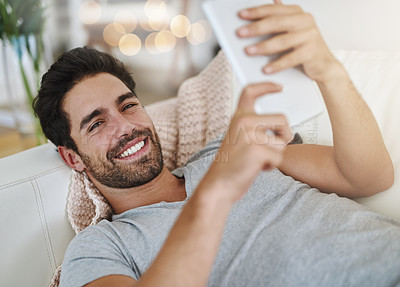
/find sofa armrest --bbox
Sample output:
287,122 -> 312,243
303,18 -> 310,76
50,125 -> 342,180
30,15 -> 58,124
0,143 -> 75,287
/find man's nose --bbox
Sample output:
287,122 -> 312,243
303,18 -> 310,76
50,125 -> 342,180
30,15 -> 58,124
112,113 -> 135,138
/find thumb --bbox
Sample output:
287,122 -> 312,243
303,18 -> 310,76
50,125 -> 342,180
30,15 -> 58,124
237,82 -> 283,112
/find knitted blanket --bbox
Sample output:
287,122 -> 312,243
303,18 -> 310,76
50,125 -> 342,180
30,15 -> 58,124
50,51 -> 233,286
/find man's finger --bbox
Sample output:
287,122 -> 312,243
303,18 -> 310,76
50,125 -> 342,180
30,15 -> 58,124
238,83 -> 283,112
274,0 -> 283,5
238,4 -> 302,21
237,13 -> 314,38
263,44 -> 311,74
254,129 -> 288,151
255,114 -> 293,144
233,113 -> 292,146
245,28 -> 312,56
259,147 -> 284,170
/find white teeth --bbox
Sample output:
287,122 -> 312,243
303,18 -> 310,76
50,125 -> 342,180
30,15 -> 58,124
118,140 -> 145,158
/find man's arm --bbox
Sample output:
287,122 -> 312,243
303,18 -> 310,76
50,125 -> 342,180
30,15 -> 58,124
237,3 -> 394,197
280,68 -> 394,197
86,83 -> 292,287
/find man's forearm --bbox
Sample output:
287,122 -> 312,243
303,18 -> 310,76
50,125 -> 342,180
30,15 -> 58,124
316,62 -> 394,195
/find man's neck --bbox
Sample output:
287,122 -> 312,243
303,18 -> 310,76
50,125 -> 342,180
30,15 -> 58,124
88,167 -> 186,214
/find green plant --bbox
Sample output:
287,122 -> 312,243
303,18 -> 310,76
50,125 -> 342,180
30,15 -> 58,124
0,0 -> 46,144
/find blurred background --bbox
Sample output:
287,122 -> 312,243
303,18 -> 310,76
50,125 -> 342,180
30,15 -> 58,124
2,0 -> 400,158
0,0 -> 218,157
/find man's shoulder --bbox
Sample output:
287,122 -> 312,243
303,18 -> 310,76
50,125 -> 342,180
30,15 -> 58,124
60,219 -> 138,286
64,220 -> 116,256
62,217 -> 133,268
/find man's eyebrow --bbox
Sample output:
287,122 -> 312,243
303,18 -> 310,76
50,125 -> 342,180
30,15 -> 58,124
79,108 -> 106,131
116,92 -> 137,106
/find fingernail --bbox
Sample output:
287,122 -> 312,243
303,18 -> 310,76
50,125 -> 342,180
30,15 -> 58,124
264,66 -> 274,74
245,45 -> 258,55
237,27 -> 250,37
269,82 -> 283,90
239,9 -> 250,17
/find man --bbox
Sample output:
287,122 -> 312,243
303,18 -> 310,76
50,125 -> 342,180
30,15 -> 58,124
33,2 -> 400,287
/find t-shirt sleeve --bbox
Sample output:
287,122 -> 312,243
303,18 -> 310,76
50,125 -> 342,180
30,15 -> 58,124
60,225 -> 138,287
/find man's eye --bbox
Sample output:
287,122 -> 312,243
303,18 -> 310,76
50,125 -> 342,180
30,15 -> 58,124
123,103 -> 136,111
89,121 -> 102,132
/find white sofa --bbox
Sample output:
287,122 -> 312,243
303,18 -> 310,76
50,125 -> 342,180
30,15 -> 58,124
0,143 -> 74,286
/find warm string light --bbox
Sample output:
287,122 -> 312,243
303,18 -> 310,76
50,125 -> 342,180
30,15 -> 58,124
155,30 -> 176,52
119,34 -> 141,56
79,0 -> 212,55
79,1 -> 101,25
145,32 -> 159,54
187,22 -> 206,45
103,23 -> 125,47
170,15 -> 191,38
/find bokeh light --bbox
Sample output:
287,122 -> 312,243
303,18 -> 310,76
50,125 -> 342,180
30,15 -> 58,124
197,20 -> 213,42
144,1 -> 168,20
114,11 -> 137,33
148,17 -> 169,31
144,0 -> 169,31
145,32 -> 160,54
155,30 -> 176,52
88,1 -> 211,53
119,34 -> 142,56
79,1 -> 102,25
103,23 -> 126,47
170,15 -> 191,38
187,22 -> 207,45
140,21 -> 153,32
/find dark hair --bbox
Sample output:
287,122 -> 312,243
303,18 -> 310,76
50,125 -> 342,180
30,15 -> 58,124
33,46 -> 136,152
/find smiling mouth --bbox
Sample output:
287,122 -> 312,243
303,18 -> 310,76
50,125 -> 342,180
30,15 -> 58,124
115,138 -> 147,159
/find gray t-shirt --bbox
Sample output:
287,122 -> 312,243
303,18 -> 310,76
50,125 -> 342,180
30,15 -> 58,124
60,139 -> 400,287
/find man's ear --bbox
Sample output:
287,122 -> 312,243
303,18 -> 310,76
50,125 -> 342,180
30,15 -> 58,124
58,146 -> 85,172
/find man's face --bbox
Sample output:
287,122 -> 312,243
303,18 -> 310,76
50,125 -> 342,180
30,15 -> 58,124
63,72 -> 163,188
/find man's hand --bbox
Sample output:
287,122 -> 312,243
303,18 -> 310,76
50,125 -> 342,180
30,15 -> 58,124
236,2 -> 342,83
200,82 -> 292,204
233,1 -> 394,197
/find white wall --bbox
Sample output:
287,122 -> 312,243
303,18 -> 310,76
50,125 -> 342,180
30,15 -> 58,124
285,0 -> 400,51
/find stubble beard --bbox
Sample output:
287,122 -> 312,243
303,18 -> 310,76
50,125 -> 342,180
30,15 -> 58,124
80,128 -> 164,189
